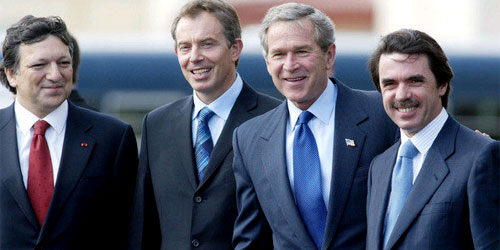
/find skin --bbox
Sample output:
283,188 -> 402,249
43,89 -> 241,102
174,11 -> 243,104
378,53 -> 447,137
264,19 -> 335,111
6,35 -> 73,118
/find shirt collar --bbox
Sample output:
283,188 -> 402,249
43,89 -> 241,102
288,78 -> 337,130
400,108 -> 448,155
192,73 -> 243,121
15,100 -> 68,135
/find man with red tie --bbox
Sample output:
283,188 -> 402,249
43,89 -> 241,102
0,15 -> 138,249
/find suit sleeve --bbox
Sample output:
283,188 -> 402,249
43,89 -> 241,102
128,113 -> 161,249
232,127 -> 273,250
468,140 -> 499,249
110,124 -> 139,249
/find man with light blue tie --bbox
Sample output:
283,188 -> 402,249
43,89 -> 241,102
128,1 -> 280,249
366,29 -> 499,250
231,3 -> 397,249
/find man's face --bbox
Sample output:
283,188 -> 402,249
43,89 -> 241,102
175,11 -> 242,104
378,53 -> 447,137
265,19 -> 335,110
6,35 -> 73,118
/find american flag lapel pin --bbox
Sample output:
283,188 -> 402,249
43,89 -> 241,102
345,139 -> 356,147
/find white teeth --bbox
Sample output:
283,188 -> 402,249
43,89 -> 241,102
192,68 -> 210,74
399,107 -> 416,113
286,77 -> 305,82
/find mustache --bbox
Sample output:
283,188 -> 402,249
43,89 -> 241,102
393,99 -> 419,109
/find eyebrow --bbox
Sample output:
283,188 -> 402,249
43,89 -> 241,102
406,74 -> 426,82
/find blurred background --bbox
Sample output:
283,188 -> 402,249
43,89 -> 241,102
1,0 -> 499,140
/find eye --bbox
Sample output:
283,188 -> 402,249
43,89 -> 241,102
59,61 -> 71,67
202,41 -> 214,48
178,44 -> 190,52
381,80 -> 396,90
30,63 -> 45,69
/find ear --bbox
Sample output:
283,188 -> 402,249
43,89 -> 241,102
438,82 -> 448,96
174,47 -> 178,56
230,38 -> 243,63
5,68 -> 17,89
325,44 -> 336,72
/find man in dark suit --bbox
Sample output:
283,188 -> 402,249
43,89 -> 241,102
0,15 -> 138,249
232,3 -> 397,250
128,1 -> 280,249
366,29 -> 499,250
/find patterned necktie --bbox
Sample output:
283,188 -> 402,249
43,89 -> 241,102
195,107 -> 215,181
293,111 -> 327,250
383,140 -> 419,248
28,120 -> 54,226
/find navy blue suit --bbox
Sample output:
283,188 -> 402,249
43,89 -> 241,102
367,116 -> 500,250
232,79 -> 397,250
0,102 -> 138,249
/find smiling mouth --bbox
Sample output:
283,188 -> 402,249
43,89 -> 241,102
192,68 -> 211,75
284,77 -> 306,82
398,107 -> 416,113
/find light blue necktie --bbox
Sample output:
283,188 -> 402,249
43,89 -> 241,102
383,140 -> 419,248
195,107 -> 215,181
293,111 -> 327,250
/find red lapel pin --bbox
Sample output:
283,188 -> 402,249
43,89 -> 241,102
81,142 -> 88,147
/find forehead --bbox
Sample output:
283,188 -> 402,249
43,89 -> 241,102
266,19 -> 317,50
175,11 -> 224,41
18,35 -> 70,63
379,53 -> 431,76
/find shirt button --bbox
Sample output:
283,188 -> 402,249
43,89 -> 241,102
192,239 -> 200,247
194,196 -> 202,203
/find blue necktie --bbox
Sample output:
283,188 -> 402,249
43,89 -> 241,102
293,111 -> 327,250
195,107 -> 215,181
383,140 -> 419,248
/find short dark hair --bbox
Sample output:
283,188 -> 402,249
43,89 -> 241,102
69,33 -> 80,84
170,0 -> 241,66
368,29 -> 453,108
0,15 -> 73,94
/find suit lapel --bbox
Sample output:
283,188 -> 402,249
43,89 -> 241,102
173,98 -> 199,190
0,105 -> 40,230
371,142 -> 400,250
260,103 -> 318,249
385,117 -> 456,249
322,81 -> 367,249
41,104 -> 95,235
198,83 -> 258,187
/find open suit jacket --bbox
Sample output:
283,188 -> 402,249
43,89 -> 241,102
366,116 -> 499,250
128,82 -> 280,250
0,101 -> 138,249
232,79 -> 398,250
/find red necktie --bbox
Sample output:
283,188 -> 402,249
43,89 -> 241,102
28,120 -> 54,226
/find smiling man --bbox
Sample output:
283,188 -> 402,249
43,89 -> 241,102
231,3 -> 397,250
128,1 -> 279,249
366,29 -> 499,250
0,15 -> 138,249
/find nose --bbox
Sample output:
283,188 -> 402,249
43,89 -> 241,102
189,46 -> 204,63
395,83 -> 411,101
46,62 -> 63,82
283,53 -> 299,72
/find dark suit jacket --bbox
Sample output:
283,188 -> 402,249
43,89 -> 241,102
0,101 -> 138,249
232,79 -> 398,250
367,116 -> 500,250
128,82 -> 280,250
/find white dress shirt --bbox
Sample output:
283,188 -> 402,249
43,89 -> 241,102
192,73 -> 243,146
286,79 -> 338,207
15,100 -> 68,189
398,108 -> 448,183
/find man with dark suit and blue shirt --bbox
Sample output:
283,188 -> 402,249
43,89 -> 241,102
232,3 -> 397,250
128,0 -> 280,249
366,29 -> 499,250
0,15 -> 138,249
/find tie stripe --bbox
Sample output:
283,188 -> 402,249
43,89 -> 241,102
195,107 -> 215,181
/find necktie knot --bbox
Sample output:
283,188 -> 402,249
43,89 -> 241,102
297,111 -> 314,125
33,120 -> 50,135
198,107 -> 215,124
400,140 -> 418,159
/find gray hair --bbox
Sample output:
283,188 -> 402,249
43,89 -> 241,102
259,2 -> 335,56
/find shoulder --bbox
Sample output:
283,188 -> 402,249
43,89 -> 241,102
145,95 -> 192,122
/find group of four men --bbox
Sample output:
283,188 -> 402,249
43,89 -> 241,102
0,0 -> 497,249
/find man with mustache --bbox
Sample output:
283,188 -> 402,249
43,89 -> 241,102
366,29 -> 499,250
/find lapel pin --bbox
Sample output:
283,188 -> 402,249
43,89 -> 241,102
345,139 -> 356,147
81,142 -> 88,147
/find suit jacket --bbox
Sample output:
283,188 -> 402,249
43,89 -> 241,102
128,82 -> 280,250
232,79 -> 398,250
0,101 -> 138,249
366,116 -> 500,250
